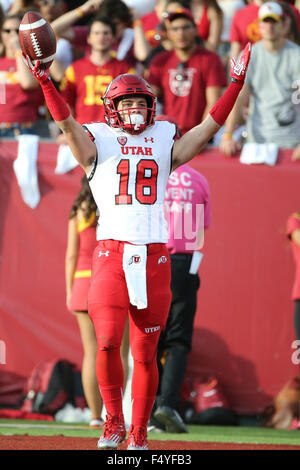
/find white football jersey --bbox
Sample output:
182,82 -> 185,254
85,121 -> 176,244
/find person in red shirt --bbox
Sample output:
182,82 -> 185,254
147,8 -> 227,134
0,13 -> 43,137
229,0 -> 300,59
190,0 -> 224,52
287,212 -> 300,344
141,0 -> 167,49
229,0 -> 262,60
60,16 -> 134,125
50,0 -> 150,69
141,0 -> 192,51
143,0 -> 192,70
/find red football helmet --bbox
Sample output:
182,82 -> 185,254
102,74 -> 156,134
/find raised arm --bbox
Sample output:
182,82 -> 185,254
205,6 -> 223,53
219,83 -> 250,157
23,56 -> 97,173
130,9 -> 151,63
51,0 -> 103,40
172,43 -> 251,171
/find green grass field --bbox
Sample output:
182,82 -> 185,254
1,419 -> 300,446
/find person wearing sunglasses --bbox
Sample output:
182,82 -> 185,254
0,14 -> 43,138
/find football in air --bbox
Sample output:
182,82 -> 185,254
19,11 -> 56,69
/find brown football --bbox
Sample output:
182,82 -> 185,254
19,11 -> 56,70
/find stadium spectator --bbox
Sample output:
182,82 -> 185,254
229,0 -> 300,59
144,0 -> 191,70
59,16 -> 134,125
216,0 -> 244,61
147,8 -> 227,134
280,1 -> 300,45
140,0 -> 168,49
190,0 -> 224,52
229,0 -> 265,60
219,1 -> 300,160
97,0 -> 145,68
50,0 -> 108,56
0,13 -> 44,137
8,1 -> 74,83
51,0 -> 150,69
287,211 -> 300,345
150,116 -> 211,433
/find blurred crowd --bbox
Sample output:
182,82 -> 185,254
0,0 -> 300,159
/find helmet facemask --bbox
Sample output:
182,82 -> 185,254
104,94 -> 156,134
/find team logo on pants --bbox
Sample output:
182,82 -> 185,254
158,256 -> 167,264
98,250 -> 110,257
145,326 -> 160,334
129,255 -> 141,265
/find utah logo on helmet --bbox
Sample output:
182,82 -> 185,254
102,74 -> 157,135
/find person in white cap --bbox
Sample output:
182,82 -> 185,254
229,0 -> 300,61
220,1 -> 300,161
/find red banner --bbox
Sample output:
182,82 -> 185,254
0,141 -> 299,413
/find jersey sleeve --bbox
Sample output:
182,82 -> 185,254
81,123 -> 101,181
82,124 -> 96,142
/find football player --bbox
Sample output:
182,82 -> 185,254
23,42 -> 251,450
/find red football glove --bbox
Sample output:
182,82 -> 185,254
22,53 -> 50,85
230,42 -> 251,84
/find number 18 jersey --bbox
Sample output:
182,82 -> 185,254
85,120 -> 176,244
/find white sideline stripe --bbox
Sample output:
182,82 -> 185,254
19,19 -> 46,30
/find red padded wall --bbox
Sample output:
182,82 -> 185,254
0,142 -> 299,413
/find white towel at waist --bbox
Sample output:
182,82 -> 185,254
122,244 -> 147,310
